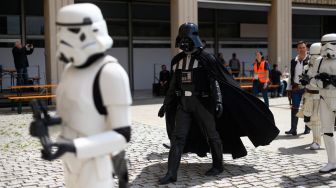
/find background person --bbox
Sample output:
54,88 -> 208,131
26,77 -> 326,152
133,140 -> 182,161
229,53 -> 241,77
285,41 -> 311,136
12,40 -> 34,85
217,52 -> 232,74
252,51 -> 270,107
159,64 -> 170,96
270,64 -> 284,97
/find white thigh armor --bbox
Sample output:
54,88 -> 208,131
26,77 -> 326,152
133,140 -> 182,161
316,58 -> 336,111
56,55 -> 131,188
302,53 -> 321,120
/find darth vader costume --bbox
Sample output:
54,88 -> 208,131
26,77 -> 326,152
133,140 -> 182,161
158,23 -> 279,185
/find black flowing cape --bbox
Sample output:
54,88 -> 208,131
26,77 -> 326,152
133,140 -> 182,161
164,50 -> 279,159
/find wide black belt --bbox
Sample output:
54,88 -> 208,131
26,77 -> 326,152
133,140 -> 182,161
305,88 -> 319,94
175,90 -> 209,97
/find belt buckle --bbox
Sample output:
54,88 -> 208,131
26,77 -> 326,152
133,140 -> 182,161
185,91 -> 192,96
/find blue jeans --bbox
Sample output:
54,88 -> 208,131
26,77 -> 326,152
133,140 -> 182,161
277,81 -> 285,96
271,81 -> 284,97
291,88 -> 305,109
252,80 -> 269,107
16,67 -> 28,85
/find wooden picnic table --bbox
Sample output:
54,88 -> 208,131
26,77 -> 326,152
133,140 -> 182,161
7,84 -> 57,114
9,84 -> 57,89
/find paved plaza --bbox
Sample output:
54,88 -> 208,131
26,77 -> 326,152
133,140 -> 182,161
1,96 -> 336,187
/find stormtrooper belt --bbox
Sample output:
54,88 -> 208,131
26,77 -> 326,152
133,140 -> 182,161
305,88 -> 319,94
176,90 -> 209,97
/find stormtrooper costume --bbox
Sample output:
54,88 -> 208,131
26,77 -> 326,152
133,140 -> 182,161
46,4 -> 131,187
298,43 -> 322,150
314,33 -> 336,173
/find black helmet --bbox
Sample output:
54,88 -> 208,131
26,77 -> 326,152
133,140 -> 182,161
175,22 -> 203,52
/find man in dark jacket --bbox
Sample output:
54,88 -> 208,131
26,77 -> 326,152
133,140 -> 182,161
270,64 -> 284,97
285,41 -> 310,136
12,40 -> 34,85
159,64 -> 170,96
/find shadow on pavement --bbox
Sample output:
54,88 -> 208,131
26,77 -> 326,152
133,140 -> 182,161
146,151 -> 202,161
131,162 -> 259,187
146,152 -> 169,160
280,171 -> 336,187
276,134 -> 306,140
132,97 -> 164,106
278,144 -> 323,155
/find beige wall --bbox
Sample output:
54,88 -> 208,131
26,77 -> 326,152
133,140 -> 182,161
292,0 -> 336,5
170,0 -> 198,56
268,0 -> 292,72
250,0 -> 336,5
44,0 -> 74,87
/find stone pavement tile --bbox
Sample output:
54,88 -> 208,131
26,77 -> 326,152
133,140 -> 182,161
236,183 -> 253,188
1,114 -> 336,188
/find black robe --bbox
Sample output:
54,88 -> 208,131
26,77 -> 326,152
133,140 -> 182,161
163,50 -> 279,159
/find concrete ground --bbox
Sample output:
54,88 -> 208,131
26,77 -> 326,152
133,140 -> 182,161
132,94 -> 327,163
1,92 -> 336,187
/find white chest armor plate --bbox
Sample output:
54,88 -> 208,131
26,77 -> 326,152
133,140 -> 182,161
317,58 -> 336,110
57,56 -> 111,138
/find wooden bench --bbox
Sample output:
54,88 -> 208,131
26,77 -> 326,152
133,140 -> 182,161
235,77 -> 279,91
239,84 -> 279,90
8,95 -> 55,100
7,84 -> 57,114
234,77 -> 254,82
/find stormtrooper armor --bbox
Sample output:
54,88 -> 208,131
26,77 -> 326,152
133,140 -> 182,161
55,4 -> 131,187
299,42 -> 322,150
56,3 -> 113,67
315,34 -> 336,173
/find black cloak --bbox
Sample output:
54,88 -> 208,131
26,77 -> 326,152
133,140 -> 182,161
163,50 -> 279,159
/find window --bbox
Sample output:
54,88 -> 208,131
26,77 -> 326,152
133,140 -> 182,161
292,14 -> 321,40
0,0 -> 20,35
26,0 -> 44,47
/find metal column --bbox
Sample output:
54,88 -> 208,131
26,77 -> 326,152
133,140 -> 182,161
214,9 -> 219,56
128,2 -> 134,95
20,0 -> 26,44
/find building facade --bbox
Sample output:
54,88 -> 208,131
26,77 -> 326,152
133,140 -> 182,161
0,0 -> 335,91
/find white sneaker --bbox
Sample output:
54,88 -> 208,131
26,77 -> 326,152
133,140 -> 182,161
309,142 -> 320,150
319,163 -> 336,173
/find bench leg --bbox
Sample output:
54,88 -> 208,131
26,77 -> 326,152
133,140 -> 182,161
11,100 -> 15,111
17,100 -> 22,114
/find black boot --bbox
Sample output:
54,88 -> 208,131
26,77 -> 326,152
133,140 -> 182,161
303,125 -> 311,134
285,109 -> 298,136
159,144 -> 182,185
205,141 -> 224,176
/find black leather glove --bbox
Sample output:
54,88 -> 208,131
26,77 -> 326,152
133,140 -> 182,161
42,140 -> 76,161
315,73 -> 331,82
30,119 -> 48,138
215,103 -> 223,118
299,74 -> 310,86
330,75 -> 336,87
315,73 -> 331,88
158,105 -> 165,118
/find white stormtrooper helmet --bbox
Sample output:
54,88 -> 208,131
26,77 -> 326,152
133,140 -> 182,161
309,42 -> 321,62
56,3 -> 113,67
321,33 -> 336,59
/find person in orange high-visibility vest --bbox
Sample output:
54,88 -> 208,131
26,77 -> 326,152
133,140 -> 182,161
252,51 -> 270,107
